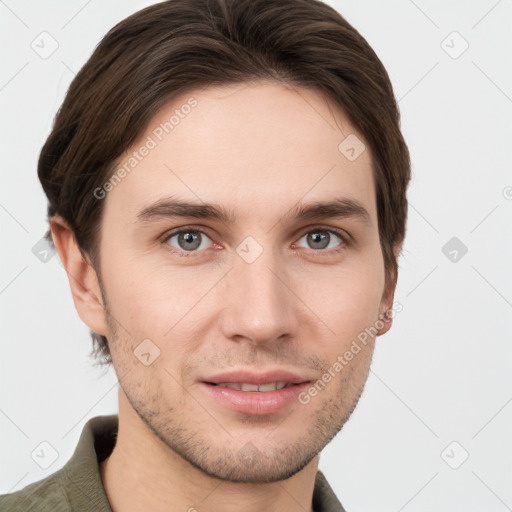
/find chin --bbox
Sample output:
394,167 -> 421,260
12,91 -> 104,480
188,447 -> 318,483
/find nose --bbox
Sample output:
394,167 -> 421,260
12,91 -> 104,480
218,243 -> 299,346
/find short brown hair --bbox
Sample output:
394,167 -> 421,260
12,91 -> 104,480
38,0 -> 411,366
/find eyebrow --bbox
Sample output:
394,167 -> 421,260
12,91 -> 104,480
136,196 -> 372,227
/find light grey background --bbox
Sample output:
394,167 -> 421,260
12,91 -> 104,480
1,1 -> 511,510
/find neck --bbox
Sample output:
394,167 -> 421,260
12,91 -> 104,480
100,391 -> 319,512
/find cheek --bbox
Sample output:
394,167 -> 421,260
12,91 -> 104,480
100,254 -> 161,337
295,270 -> 383,374
300,260 -> 383,327
101,255 -> 215,343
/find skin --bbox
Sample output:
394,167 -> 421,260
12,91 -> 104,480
51,80 -> 399,512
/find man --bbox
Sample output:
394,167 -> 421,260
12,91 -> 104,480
0,0 -> 410,510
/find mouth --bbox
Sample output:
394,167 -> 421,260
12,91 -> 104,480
207,382 -> 295,392
202,368 -> 310,386
200,369 -> 312,415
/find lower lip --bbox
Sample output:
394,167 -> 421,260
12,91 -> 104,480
201,382 -> 310,415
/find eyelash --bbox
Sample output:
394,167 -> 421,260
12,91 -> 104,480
160,225 -> 350,258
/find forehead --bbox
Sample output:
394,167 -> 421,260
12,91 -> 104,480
103,80 -> 377,225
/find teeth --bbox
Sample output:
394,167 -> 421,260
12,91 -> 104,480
215,382 -> 288,392
258,382 -> 286,391
241,383 -> 259,391
216,383 -> 241,390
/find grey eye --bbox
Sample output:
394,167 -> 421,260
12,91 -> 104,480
166,230 -> 213,252
297,230 -> 343,251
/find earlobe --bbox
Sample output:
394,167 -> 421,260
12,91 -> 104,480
49,215 -> 109,336
377,275 -> 396,336
376,306 -> 393,336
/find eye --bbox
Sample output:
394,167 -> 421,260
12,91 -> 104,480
294,227 -> 347,253
161,225 -> 349,258
163,228 -> 213,255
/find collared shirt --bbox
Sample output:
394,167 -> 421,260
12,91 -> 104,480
0,415 -> 347,511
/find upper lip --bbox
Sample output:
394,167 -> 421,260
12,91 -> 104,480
202,369 -> 311,385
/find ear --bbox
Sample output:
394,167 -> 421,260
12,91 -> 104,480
376,242 -> 401,337
50,215 -> 109,336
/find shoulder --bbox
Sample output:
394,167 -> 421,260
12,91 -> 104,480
0,469 -> 71,512
0,414 -> 117,512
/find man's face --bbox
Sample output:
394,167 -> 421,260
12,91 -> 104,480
95,81 -> 392,482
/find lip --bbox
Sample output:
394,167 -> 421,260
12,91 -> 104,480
202,369 -> 310,386
200,369 -> 311,416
